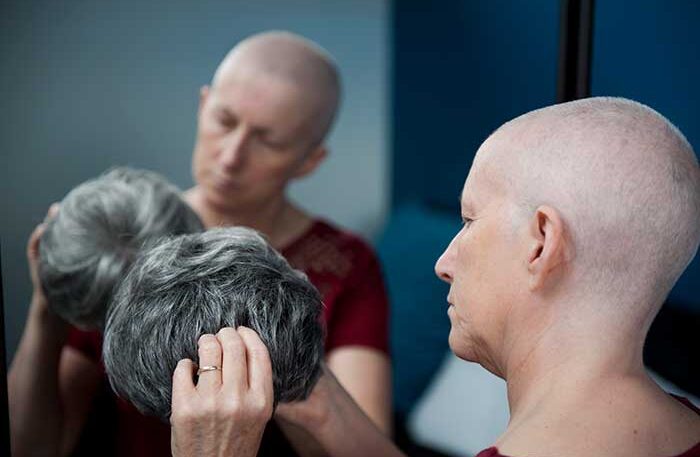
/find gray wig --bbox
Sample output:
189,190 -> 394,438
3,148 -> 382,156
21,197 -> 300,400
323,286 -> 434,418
39,167 -> 203,329
103,227 -> 324,421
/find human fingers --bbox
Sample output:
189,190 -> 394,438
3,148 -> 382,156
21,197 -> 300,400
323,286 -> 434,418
171,358 -> 197,422
46,202 -> 60,220
237,326 -> 273,408
26,222 -> 48,302
28,201 -> 59,268
26,223 -> 45,265
217,327 -> 247,391
196,334 -> 223,392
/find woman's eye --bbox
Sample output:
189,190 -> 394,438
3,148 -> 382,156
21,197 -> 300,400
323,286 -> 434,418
260,137 -> 287,150
218,116 -> 237,129
260,137 -> 277,147
461,216 -> 474,228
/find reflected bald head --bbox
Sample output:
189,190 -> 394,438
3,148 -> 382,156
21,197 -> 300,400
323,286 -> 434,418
212,31 -> 341,146
480,97 -> 700,318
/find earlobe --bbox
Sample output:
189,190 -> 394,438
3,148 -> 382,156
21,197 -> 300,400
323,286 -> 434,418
527,206 -> 568,291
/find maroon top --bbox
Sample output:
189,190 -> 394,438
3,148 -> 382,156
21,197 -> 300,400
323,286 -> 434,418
475,397 -> 700,457
65,219 -> 390,457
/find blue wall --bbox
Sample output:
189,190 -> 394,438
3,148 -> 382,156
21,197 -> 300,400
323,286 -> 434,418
392,0 -> 559,212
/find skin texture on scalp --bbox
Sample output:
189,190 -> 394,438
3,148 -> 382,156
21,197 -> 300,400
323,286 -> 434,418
212,31 -> 341,148
103,227 -> 325,421
485,97 -> 700,322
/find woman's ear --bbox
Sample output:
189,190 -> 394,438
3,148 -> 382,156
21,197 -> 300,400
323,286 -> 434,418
294,145 -> 328,179
527,205 -> 571,291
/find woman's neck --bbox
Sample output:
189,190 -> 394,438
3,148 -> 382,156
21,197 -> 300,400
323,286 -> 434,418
184,187 -> 314,250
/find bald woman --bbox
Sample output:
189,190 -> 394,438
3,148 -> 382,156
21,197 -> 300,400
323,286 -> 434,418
55,31 -> 391,457
172,97 -> 700,457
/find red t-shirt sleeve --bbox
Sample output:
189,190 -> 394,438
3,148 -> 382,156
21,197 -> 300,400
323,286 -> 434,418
325,244 -> 390,354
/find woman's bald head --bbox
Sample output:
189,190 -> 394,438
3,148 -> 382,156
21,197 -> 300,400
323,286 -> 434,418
211,31 -> 341,147
478,97 -> 700,315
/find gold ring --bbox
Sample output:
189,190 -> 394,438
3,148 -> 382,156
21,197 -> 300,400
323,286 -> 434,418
197,365 -> 221,375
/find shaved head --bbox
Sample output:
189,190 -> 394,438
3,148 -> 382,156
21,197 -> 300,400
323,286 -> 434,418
477,97 -> 700,324
212,31 -> 341,147
436,97 -> 700,453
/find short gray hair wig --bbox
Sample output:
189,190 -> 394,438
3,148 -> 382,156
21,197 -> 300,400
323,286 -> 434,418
39,167 -> 203,329
103,227 -> 324,421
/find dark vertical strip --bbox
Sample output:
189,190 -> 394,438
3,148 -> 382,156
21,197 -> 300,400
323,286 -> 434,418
0,242 -> 10,456
557,0 -> 595,102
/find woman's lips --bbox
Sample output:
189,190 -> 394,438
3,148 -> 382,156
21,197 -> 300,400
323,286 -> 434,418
211,173 -> 242,190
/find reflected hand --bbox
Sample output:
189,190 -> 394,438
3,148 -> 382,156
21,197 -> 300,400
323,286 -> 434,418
27,204 -> 61,317
171,326 -> 274,457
